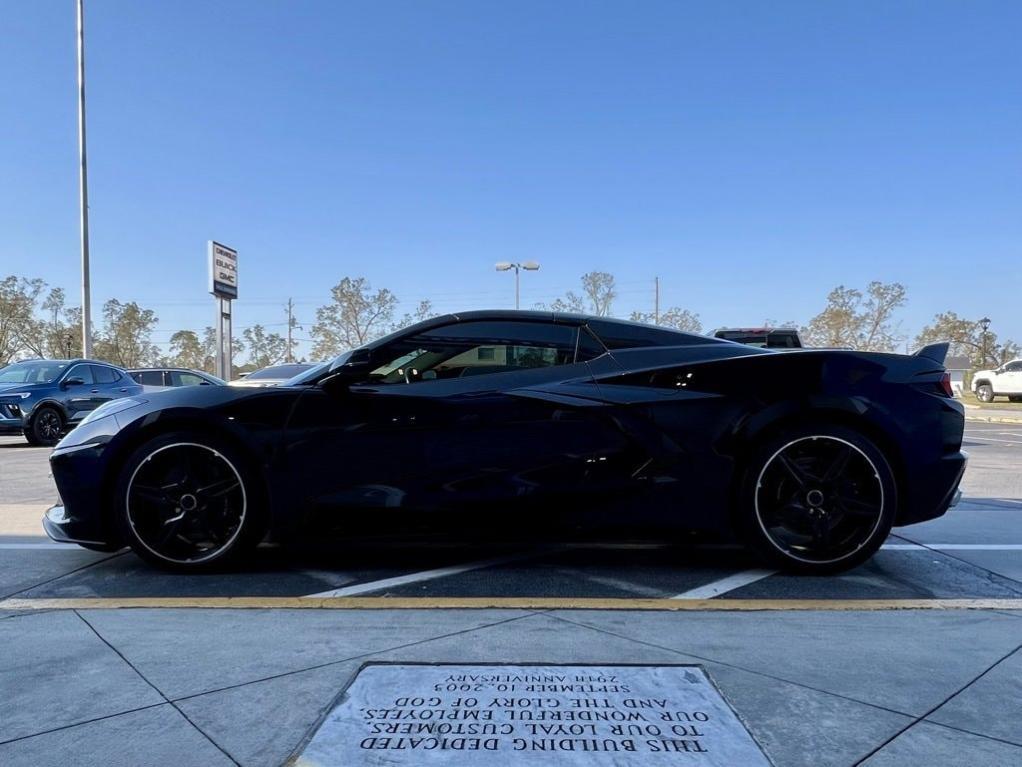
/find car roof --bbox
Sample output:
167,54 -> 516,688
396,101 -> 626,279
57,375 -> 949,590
363,309 -> 708,349
128,367 -> 207,373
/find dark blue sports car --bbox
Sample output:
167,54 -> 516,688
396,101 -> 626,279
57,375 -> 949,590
0,359 -> 142,446
44,311 -> 966,574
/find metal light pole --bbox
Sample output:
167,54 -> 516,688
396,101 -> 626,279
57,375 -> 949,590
979,316 -> 991,366
76,0 -> 93,358
495,261 -> 540,310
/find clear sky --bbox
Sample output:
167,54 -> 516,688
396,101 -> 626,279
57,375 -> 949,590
2,1 -> 1020,359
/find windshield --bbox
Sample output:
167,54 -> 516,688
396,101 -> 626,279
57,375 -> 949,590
0,361 -> 69,385
246,364 -> 314,380
284,361 -> 332,386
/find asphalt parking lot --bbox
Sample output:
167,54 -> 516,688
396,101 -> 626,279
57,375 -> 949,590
1,421 -> 1020,766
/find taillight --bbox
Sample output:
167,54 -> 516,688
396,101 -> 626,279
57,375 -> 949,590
939,372 -> 953,397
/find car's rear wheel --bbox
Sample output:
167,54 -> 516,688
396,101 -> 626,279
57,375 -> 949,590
738,424 -> 896,574
28,406 -> 64,447
975,384 -> 995,403
1009,396 -> 1022,403
114,433 -> 264,570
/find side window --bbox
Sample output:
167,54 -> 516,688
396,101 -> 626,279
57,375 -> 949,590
171,372 -> 206,387
135,371 -> 165,386
1007,362 -> 1022,373
369,321 -> 579,384
65,365 -> 95,385
92,365 -> 120,384
589,319 -> 698,350
576,327 -> 607,362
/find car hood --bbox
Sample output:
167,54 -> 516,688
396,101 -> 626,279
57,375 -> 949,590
0,382 -> 45,396
974,369 -> 996,378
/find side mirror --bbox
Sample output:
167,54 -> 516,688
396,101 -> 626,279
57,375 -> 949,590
63,377 -> 85,388
320,349 -> 373,394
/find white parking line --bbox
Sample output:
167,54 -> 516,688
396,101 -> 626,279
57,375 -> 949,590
883,543 -> 1022,551
302,549 -> 554,598
670,568 -> 776,599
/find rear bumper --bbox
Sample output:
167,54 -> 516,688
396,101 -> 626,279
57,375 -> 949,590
0,416 -> 24,434
896,450 -> 968,526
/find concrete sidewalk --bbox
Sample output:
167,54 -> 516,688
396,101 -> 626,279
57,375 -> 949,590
962,404 -> 1022,424
1,606 -> 1020,767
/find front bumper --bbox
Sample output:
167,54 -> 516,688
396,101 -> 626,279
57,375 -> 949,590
43,503 -> 114,547
45,441 -> 118,548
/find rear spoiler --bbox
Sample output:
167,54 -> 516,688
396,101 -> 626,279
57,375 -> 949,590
914,342 -> 949,365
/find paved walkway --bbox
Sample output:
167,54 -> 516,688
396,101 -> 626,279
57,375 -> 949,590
1,605 -> 1020,766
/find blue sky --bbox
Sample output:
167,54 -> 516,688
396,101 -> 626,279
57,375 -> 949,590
2,1 -> 1020,359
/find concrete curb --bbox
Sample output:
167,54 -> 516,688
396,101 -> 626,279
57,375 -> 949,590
965,414 -> 1022,424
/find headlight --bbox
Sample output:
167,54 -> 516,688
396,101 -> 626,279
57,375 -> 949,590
79,398 -> 146,426
2,392 -> 32,400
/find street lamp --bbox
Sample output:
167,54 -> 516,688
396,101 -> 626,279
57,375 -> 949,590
979,317 -> 992,366
495,261 -> 540,310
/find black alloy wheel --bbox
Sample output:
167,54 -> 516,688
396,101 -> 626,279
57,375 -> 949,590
117,436 -> 259,569
740,426 -> 895,574
31,407 -> 64,447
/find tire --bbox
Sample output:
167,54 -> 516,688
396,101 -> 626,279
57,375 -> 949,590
737,423 -> 897,574
23,428 -> 41,447
29,406 -> 65,447
1009,396 -> 1022,403
975,384 -> 995,403
113,432 -> 266,571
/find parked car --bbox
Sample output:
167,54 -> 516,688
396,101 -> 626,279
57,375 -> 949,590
714,327 -> 803,348
229,363 -> 315,388
44,310 -> 965,573
129,368 -> 225,392
971,359 -> 1022,403
0,359 -> 143,446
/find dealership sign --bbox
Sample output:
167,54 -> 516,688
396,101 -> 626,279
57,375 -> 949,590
290,663 -> 769,765
208,241 -> 239,299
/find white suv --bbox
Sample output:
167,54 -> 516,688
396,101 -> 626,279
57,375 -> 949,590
972,359 -> 1022,403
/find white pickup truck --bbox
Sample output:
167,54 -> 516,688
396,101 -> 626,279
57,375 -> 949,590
972,359 -> 1022,402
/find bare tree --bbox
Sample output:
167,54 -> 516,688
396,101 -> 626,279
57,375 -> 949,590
93,300 -> 160,368
915,312 -> 1019,368
242,324 -> 288,369
545,271 -> 617,316
0,276 -> 45,364
630,307 -> 703,333
393,299 -> 438,332
311,277 -> 398,359
802,281 -> 906,351
168,330 -> 205,370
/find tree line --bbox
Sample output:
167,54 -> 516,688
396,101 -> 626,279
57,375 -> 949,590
1,272 -> 1017,372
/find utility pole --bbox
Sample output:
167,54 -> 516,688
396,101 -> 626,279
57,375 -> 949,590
76,0 -> 93,359
654,276 -> 660,325
286,298 -> 294,363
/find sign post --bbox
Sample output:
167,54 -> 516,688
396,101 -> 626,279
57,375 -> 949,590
208,241 -> 238,381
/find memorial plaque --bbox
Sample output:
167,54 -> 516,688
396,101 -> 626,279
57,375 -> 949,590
290,664 -> 770,765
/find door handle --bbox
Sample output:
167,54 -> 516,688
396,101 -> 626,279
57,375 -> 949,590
90,389 -> 99,393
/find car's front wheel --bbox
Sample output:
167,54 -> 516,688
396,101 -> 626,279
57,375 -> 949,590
975,384 -> 995,403
27,406 -> 64,447
738,424 -> 896,574
114,433 -> 264,570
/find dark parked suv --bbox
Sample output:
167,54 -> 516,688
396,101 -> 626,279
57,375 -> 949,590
0,359 -> 143,446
